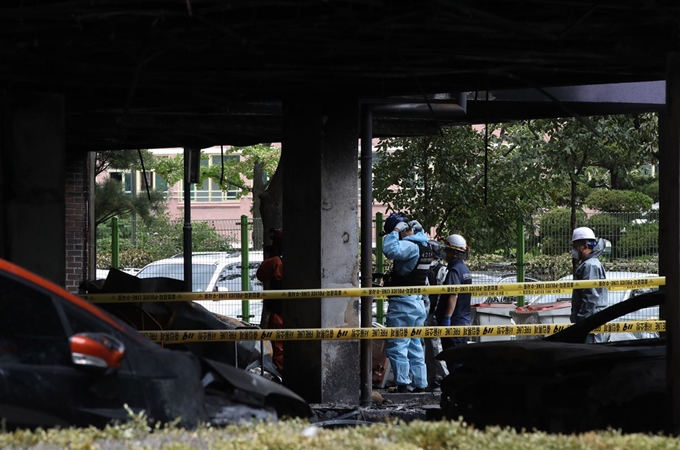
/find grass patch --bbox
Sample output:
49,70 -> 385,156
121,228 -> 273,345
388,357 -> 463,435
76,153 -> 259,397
2,418 -> 680,450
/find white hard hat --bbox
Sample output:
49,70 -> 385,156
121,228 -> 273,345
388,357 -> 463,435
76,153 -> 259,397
444,234 -> 468,252
571,227 -> 596,242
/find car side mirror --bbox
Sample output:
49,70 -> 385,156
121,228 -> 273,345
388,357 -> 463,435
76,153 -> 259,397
70,333 -> 125,369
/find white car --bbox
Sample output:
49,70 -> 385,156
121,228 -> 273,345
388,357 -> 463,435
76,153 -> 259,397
136,252 -> 265,324
525,271 -> 660,339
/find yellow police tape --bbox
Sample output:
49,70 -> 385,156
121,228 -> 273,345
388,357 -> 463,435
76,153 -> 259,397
140,320 -> 666,343
81,277 -> 665,304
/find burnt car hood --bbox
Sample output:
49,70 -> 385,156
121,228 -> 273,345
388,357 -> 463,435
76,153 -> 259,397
202,357 -> 312,418
437,290 -> 666,371
436,291 -> 668,434
436,338 -> 665,373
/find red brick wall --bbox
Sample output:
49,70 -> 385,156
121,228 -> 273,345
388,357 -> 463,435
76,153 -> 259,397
65,152 -> 90,293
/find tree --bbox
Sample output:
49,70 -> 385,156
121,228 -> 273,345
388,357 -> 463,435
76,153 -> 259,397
539,208 -> 587,255
503,113 -> 658,254
585,190 -> 654,213
152,144 -> 281,249
588,113 -> 658,191
95,178 -> 166,227
97,214 -> 234,268
95,149 -> 156,177
372,126 -> 555,254
94,150 -> 166,228
373,113 -> 658,257
618,223 -> 659,258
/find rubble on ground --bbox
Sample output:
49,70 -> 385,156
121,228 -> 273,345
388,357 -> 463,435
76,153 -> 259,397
310,389 -> 442,426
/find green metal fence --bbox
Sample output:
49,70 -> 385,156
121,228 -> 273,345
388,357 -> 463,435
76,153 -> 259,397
525,209 -> 659,262
100,209 -> 660,327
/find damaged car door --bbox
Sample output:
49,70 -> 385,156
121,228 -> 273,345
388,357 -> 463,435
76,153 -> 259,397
1,258 -> 312,430
0,270 -> 146,429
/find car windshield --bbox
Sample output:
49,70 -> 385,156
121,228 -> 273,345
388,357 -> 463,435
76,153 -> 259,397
136,263 -> 217,292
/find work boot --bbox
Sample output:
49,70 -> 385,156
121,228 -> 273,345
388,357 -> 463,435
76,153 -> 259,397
411,387 -> 425,393
396,384 -> 409,393
424,381 -> 441,392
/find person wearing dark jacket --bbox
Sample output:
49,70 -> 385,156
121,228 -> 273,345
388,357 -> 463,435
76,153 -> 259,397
570,226 -> 609,344
435,234 -> 472,351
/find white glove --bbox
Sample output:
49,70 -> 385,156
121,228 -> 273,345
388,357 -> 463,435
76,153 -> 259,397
394,222 -> 409,233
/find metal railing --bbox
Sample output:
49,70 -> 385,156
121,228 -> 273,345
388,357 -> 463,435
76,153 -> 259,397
98,209 -> 660,326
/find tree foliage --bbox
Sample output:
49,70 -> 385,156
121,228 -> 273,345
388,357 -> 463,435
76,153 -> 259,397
95,178 -> 166,227
97,214 -> 234,268
538,208 -> 587,255
95,149 -> 156,177
152,144 -> 281,249
502,113 -> 658,230
95,150 -> 166,228
152,144 -> 280,200
373,126 -> 554,254
585,189 -> 654,213
372,113 -> 658,256
618,223 -> 659,258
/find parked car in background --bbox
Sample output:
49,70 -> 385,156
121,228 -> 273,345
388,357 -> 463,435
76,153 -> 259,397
136,252 -> 265,324
515,271 -> 660,340
472,273 -> 541,305
96,268 -> 140,280
0,258 -> 311,430
528,271 -> 659,319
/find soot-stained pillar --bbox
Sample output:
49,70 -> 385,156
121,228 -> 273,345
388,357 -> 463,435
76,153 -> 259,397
1,92 -> 65,284
664,53 -> 680,434
281,97 -> 360,404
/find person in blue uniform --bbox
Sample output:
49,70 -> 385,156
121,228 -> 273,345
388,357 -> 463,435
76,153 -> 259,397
436,234 -> 472,351
382,212 -> 434,393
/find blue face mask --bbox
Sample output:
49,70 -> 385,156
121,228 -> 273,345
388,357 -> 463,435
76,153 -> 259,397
571,248 -> 580,261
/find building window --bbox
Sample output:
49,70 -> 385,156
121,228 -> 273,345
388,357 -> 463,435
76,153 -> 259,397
109,171 -> 132,195
110,170 -> 168,197
211,155 -> 241,200
179,154 -> 241,203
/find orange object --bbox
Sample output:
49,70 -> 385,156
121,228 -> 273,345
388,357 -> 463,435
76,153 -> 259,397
268,312 -> 284,373
256,256 -> 283,283
70,334 -> 125,368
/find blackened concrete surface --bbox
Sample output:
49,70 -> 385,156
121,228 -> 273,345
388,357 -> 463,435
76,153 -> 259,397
310,389 -> 442,425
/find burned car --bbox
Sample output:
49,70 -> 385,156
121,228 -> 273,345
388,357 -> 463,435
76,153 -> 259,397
80,268 -> 280,380
437,291 -> 668,434
0,259 -> 311,430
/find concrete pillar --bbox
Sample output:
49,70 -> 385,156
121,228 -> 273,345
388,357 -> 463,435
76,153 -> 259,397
281,98 -> 360,404
664,53 -> 680,434
1,92 -> 65,284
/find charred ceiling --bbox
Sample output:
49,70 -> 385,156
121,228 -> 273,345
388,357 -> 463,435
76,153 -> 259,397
1,1 -> 679,149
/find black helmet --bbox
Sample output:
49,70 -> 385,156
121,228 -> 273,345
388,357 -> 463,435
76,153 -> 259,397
383,212 -> 410,235
428,239 -> 444,260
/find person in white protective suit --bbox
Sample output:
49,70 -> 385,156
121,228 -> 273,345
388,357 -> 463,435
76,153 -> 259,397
381,213 -> 434,393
